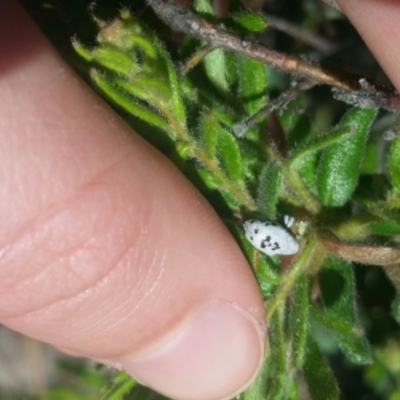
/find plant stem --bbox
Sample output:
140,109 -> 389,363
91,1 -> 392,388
266,144 -> 321,214
233,80 -> 315,137
161,101 -> 258,211
178,45 -> 216,76
266,237 -> 325,320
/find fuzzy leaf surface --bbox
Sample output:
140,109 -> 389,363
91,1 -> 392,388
303,336 -> 339,400
257,162 -> 282,220
217,129 -> 245,187
319,255 -> 371,364
317,108 -> 378,207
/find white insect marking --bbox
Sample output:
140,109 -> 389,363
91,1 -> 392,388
243,219 -> 299,256
284,214 -> 295,228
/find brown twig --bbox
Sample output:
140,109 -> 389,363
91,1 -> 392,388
147,0 -> 400,111
233,80 -> 316,137
177,45 -> 215,76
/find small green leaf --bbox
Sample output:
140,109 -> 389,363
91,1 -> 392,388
360,140 -> 379,174
72,39 -> 92,62
115,77 -> 170,107
317,108 -> 378,207
319,255 -> 372,364
310,305 -> 364,341
100,371 -> 136,400
265,310 -> 289,400
389,136 -> 400,193
203,49 -> 231,94
290,126 -> 354,164
193,0 -> 213,15
126,35 -> 157,59
97,13 -> 157,58
128,384 -> 170,400
199,111 -> 220,158
257,162 -> 282,220
232,13 -> 268,32
237,55 -> 267,115
91,46 -> 141,76
193,1 -> 230,94
281,105 -> 320,195
290,275 -> 309,368
217,129 -> 245,187
303,336 -> 339,400
369,219 -> 400,236
286,112 -> 315,152
152,39 -> 187,128
197,167 -> 221,190
91,70 -> 170,133
296,153 -> 319,196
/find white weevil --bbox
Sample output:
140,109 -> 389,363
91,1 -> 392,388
243,216 -> 299,256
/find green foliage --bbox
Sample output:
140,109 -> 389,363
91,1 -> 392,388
232,13 -> 268,32
389,136 -> 400,193
237,55 -> 268,115
100,372 -> 137,400
317,108 -> 378,206
257,162 -> 282,220
303,336 -> 340,400
290,275 -> 309,369
66,1 -> 400,400
317,255 -> 371,364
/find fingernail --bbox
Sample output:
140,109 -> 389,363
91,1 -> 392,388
115,300 -> 265,400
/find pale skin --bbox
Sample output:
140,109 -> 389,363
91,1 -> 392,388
0,1 -> 398,399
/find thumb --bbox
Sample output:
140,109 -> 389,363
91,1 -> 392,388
336,0 -> 400,92
0,2 -> 266,400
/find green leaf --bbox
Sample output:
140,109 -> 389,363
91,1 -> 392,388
232,13 -> 268,32
203,49 -> 231,95
290,275 -> 309,368
290,126 -> 354,164
303,336 -> 339,400
217,129 -> 245,187
72,39 -> 92,62
256,162 -> 282,220
128,384 -> 170,400
152,38 -> 187,129
75,10 -> 188,142
115,76 -> 170,107
125,34 -> 157,59
100,372 -> 136,400
199,111 -> 219,159
286,112 -> 315,152
91,70 -> 170,133
193,0 -> 213,15
193,2 -> 231,94
369,219 -> 400,236
197,167 -> 221,190
310,305 -> 364,341
73,40 -> 142,77
319,255 -> 372,364
389,136 -> 400,193
317,108 -> 378,207
296,153 -> 319,196
265,310 -> 289,400
237,55 -> 267,115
